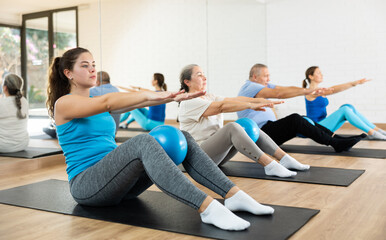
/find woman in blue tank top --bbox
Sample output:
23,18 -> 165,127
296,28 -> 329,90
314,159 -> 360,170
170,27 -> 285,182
46,47 -> 275,231
119,73 -> 166,131
303,66 -> 386,140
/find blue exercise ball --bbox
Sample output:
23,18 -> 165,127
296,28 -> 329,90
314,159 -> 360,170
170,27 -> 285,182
235,118 -> 260,142
303,116 -> 315,126
149,125 -> 188,165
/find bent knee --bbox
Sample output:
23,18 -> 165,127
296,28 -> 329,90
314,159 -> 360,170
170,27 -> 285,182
287,113 -> 302,121
339,106 -> 354,114
226,122 -> 245,133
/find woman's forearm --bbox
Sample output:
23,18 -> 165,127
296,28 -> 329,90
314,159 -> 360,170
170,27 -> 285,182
226,96 -> 269,103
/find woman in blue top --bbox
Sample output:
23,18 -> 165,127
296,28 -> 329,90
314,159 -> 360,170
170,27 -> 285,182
303,66 -> 386,140
119,73 -> 166,131
46,47 -> 277,231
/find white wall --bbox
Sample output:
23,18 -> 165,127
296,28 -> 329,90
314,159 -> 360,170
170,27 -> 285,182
78,0 -> 267,120
266,0 -> 386,123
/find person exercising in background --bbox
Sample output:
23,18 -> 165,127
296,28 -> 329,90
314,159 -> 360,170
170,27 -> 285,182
47,47 -> 276,231
119,73 -> 166,131
237,64 -> 363,152
0,73 -> 29,153
303,66 -> 386,140
90,71 -> 121,132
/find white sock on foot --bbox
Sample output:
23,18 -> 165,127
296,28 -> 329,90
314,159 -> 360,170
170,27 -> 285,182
376,129 -> 386,136
225,190 -> 274,215
200,199 -> 250,231
368,131 -> 386,140
280,154 -> 310,170
264,161 -> 297,177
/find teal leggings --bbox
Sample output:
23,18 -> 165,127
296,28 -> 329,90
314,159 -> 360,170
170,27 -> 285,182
120,108 -> 164,131
318,104 -> 375,133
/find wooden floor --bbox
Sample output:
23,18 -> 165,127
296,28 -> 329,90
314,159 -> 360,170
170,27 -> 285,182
0,123 -> 385,240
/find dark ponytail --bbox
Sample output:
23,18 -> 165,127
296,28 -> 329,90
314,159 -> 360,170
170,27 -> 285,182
46,47 -> 90,118
302,79 -> 309,88
303,66 -> 319,88
153,73 -> 167,91
3,73 -> 26,119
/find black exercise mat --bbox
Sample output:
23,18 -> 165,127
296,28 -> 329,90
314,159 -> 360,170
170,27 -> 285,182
118,127 -> 150,132
337,134 -> 383,141
30,134 -> 54,140
281,145 -> 386,159
0,179 -> 319,240
217,161 -> 364,187
115,137 -> 132,142
0,147 -> 62,158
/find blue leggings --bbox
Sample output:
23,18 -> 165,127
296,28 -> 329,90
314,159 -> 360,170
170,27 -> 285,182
318,104 -> 375,133
120,108 -> 164,131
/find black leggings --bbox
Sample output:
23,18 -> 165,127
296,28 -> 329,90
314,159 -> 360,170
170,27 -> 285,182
261,113 -> 334,146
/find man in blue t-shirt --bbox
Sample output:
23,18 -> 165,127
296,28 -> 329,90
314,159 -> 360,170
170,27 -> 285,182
90,71 -> 120,132
237,64 -> 363,153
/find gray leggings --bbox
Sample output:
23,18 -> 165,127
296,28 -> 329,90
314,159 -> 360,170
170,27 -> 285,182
200,122 -> 279,165
69,131 -> 235,210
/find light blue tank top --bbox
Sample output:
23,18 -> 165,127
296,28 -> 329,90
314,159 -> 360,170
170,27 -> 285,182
237,80 -> 277,128
56,112 -> 117,181
305,96 -> 329,122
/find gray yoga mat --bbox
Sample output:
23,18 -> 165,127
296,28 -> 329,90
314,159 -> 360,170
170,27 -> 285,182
216,161 -> 364,186
281,145 -> 386,159
0,179 -> 319,240
0,147 -> 62,159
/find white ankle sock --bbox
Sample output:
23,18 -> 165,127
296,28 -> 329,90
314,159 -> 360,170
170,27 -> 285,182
368,131 -> 386,140
264,161 -> 297,177
280,154 -> 310,170
225,190 -> 274,215
200,199 -> 250,231
376,129 -> 386,136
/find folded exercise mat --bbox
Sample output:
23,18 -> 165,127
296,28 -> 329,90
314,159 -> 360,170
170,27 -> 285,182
0,179 -> 319,240
0,147 -> 62,159
118,127 -> 150,132
217,161 -> 364,186
30,134 -> 54,140
281,145 -> 386,159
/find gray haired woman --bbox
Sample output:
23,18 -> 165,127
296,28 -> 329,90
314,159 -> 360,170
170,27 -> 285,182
0,73 -> 29,153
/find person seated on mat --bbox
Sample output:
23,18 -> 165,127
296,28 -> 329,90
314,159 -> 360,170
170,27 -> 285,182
303,66 -> 386,140
47,47 -> 275,231
90,71 -> 121,132
0,73 -> 29,153
237,63 -> 363,153
178,64 -> 309,178
118,73 -> 167,131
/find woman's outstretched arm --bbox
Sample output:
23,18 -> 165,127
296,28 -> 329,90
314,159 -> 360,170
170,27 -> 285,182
322,78 -> 371,95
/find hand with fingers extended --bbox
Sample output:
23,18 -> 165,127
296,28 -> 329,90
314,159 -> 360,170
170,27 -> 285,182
150,90 -> 206,102
353,78 -> 371,86
173,90 -> 206,102
250,102 -> 272,111
308,87 -> 334,96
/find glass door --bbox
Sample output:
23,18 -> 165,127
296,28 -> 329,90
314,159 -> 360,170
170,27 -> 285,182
25,17 -> 49,109
53,10 -> 77,58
